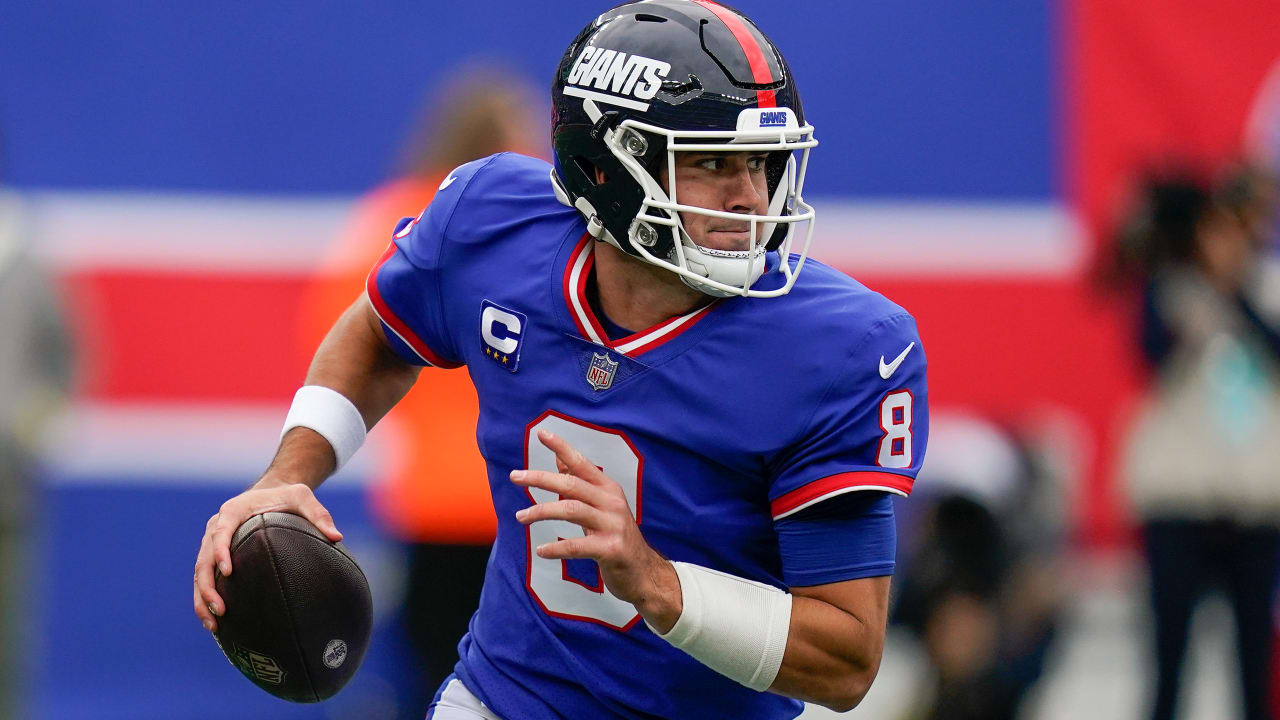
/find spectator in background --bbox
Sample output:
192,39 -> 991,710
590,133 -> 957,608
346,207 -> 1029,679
891,414 -> 1065,720
0,157 -> 75,718
298,64 -> 542,719
1218,163 -> 1277,253
1117,166 -> 1280,720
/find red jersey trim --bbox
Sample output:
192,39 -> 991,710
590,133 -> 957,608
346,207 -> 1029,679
771,471 -> 914,520
562,236 -> 718,358
366,242 -> 463,369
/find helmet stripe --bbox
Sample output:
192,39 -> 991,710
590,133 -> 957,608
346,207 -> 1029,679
691,0 -> 777,108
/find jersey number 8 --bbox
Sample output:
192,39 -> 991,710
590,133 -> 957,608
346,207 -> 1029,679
523,412 -> 644,630
876,390 -> 914,468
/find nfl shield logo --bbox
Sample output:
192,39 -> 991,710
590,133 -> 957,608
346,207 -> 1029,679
586,352 -> 618,391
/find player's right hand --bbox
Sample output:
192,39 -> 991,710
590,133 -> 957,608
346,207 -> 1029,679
193,481 -> 342,632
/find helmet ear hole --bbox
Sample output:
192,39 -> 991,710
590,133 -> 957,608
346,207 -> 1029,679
573,157 -> 609,186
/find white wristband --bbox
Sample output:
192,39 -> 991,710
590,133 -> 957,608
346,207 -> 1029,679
280,385 -> 367,471
648,561 -> 792,692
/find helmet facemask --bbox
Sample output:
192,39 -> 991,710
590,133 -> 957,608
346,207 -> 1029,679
572,97 -> 818,298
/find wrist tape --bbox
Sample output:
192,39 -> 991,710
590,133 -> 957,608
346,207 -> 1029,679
280,385 -> 366,470
649,561 -> 792,691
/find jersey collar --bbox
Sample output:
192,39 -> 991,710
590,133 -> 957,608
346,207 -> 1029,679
561,234 -> 719,358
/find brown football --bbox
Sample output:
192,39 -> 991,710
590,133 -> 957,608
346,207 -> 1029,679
212,512 -> 372,703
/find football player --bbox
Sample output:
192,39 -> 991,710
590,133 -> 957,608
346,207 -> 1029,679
194,2 -> 929,718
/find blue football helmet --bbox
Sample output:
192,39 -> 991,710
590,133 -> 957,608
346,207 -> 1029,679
550,0 -> 817,297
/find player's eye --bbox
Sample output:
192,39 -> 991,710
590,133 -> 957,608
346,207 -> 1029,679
695,156 -> 725,171
747,155 -> 767,172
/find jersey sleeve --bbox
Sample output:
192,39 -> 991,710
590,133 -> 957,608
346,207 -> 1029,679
364,158 -> 496,368
768,313 -> 929,521
775,491 -> 897,587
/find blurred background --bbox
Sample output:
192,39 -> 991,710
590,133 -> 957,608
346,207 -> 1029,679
1,1 -> 1278,718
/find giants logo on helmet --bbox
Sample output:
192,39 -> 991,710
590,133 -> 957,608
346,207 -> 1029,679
758,111 -> 788,127
564,45 -> 671,111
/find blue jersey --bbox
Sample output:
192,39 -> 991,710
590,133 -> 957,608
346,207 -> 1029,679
368,153 -> 929,720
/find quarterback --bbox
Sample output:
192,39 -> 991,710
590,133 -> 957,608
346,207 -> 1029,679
194,1 -> 928,718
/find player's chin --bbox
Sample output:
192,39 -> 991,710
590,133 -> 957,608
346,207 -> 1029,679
699,230 -> 752,251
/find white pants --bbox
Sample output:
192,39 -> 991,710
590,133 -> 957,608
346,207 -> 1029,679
427,677 -> 503,720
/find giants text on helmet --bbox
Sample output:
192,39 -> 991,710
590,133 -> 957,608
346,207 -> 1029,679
564,45 -> 672,109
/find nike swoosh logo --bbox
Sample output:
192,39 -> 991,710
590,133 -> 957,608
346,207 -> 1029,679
879,342 -> 916,380
439,173 -> 458,191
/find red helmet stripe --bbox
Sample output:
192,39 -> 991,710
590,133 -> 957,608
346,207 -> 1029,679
692,0 -> 777,108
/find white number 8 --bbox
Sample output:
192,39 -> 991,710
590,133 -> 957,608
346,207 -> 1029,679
523,412 -> 643,630
876,390 -> 914,468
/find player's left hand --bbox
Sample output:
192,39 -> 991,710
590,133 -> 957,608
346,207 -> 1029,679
511,428 -> 681,630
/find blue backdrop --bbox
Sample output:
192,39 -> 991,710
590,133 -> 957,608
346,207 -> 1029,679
0,1 -> 1054,198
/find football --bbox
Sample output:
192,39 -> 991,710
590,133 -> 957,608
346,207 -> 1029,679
212,512 -> 372,703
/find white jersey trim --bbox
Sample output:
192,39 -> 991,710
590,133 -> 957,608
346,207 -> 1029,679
564,237 -> 717,357
772,484 -> 910,521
